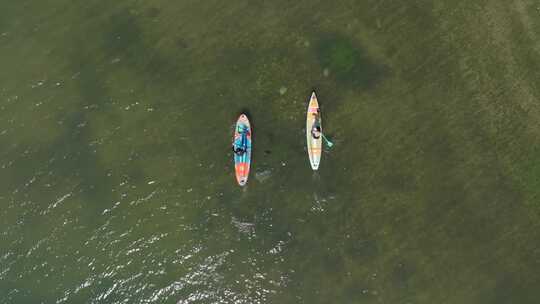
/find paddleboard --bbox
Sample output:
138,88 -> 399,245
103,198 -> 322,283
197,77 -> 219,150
306,91 -> 322,170
233,114 -> 252,186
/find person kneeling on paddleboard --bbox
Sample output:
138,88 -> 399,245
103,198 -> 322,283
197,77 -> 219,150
233,127 -> 249,156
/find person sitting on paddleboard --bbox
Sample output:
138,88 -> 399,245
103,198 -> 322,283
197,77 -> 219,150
311,110 -> 321,139
311,125 -> 321,139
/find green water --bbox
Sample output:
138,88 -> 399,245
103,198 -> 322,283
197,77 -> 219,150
2,0 -> 540,303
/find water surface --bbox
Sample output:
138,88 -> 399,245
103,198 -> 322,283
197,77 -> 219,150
1,1 -> 540,303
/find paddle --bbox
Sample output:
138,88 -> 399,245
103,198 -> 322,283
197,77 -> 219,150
321,133 -> 334,148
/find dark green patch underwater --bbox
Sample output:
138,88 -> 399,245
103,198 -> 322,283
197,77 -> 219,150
316,34 -> 386,90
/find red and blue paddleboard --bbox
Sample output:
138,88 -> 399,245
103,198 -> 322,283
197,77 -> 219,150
233,114 -> 252,186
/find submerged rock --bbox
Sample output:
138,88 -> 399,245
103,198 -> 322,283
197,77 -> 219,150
231,217 -> 255,234
255,169 -> 272,183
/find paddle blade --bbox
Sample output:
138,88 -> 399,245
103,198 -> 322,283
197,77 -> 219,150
322,134 -> 334,148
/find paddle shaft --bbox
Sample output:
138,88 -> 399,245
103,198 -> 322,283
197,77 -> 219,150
321,133 -> 333,147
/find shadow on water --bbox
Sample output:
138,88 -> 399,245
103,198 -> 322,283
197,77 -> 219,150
315,34 -> 387,91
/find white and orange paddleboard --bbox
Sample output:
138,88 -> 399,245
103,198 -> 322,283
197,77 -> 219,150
306,92 -> 322,170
